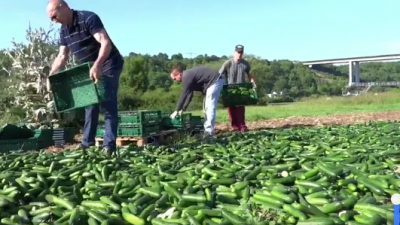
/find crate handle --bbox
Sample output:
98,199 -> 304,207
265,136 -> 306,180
149,132 -> 156,135
149,120 -> 155,123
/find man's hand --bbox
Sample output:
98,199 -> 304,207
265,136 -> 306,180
251,81 -> 257,89
178,110 -> 182,116
46,78 -> 51,92
170,111 -> 178,119
46,69 -> 55,92
90,64 -> 102,84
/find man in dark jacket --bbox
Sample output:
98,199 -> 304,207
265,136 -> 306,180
219,44 -> 256,132
170,65 -> 225,137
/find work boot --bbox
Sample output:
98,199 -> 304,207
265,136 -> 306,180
75,143 -> 88,151
102,147 -> 116,158
75,143 -> 90,158
202,132 -> 215,140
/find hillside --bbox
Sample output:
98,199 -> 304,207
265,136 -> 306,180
1,25 -> 400,115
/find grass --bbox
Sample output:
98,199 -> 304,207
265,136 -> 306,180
83,91 -> 400,125
189,91 -> 400,123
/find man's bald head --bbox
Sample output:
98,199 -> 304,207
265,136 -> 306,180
46,0 -> 72,25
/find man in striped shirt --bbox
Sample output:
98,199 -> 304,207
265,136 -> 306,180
219,45 -> 257,132
46,0 -> 124,154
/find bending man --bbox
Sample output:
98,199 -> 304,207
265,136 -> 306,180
170,66 -> 224,138
46,0 -> 124,154
219,44 -> 256,132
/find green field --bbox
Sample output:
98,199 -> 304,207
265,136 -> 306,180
92,92 -> 400,126
190,92 -> 400,122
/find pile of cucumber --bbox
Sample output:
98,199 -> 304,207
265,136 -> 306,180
0,121 -> 399,225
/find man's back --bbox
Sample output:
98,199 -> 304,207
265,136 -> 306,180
60,10 -> 122,69
182,67 -> 219,93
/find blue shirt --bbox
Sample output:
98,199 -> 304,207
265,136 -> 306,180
59,10 -> 123,72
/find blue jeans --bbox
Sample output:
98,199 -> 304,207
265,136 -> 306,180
82,61 -> 124,150
204,77 -> 225,135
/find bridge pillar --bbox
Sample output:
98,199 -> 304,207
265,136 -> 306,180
348,61 -> 353,86
348,61 -> 361,86
354,61 -> 360,83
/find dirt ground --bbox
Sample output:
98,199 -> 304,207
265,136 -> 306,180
216,110 -> 400,132
46,110 -> 400,152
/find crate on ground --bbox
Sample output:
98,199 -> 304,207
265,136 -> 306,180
118,110 -> 161,125
0,138 -> 39,153
38,140 -> 54,150
161,114 -> 171,129
0,124 -> 34,140
48,62 -> 108,113
53,127 -> 76,146
33,128 -> 53,140
221,83 -> 258,107
191,116 -> 204,128
162,113 -> 192,130
34,128 -> 54,149
96,124 -> 161,137
192,127 -> 204,132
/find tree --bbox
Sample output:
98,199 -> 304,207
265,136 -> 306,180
3,24 -> 400,121
3,24 -> 75,123
119,56 -> 149,93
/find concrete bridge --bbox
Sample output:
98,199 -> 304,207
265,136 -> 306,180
301,54 -> 400,87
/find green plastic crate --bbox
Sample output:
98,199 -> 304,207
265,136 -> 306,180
221,83 -> 258,107
0,138 -> 38,153
118,110 -> 161,125
0,124 -> 34,140
96,127 -> 104,137
96,124 -> 160,137
53,127 -> 76,143
172,113 -> 191,126
161,113 -> 192,130
191,116 -> 204,127
34,129 -> 53,140
49,62 -> 107,113
38,140 -> 54,149
161,115 -> 173,130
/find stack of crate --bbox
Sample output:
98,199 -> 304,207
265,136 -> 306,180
96,110 -> 162,137
161,113 -> 192,131
0,126 -> 76,152
34,128 -> 53,149
52,128 -> 76,147
34,127 -> 76,148
190,116 -> 204,133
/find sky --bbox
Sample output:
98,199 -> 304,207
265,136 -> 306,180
0,0 -> 400,61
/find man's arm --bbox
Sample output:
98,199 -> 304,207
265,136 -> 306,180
49,46 -> 69,75
86,13 -> 112,67
175,78 -> 193,111
49,31 -> 69,75
182,92 -> 193,111
245,63 -> 255,82
219,60 -> 230,77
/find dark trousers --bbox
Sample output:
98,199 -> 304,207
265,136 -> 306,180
81,62 -> 124,150
227,106 -> 247,131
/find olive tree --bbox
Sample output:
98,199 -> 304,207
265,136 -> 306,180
3,24 -> 76,126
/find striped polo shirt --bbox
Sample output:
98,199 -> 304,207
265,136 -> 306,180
219,58 -> 251,84
59,10 -> 123,73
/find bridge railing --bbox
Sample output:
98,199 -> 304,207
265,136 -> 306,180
349,81 -> 400,87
